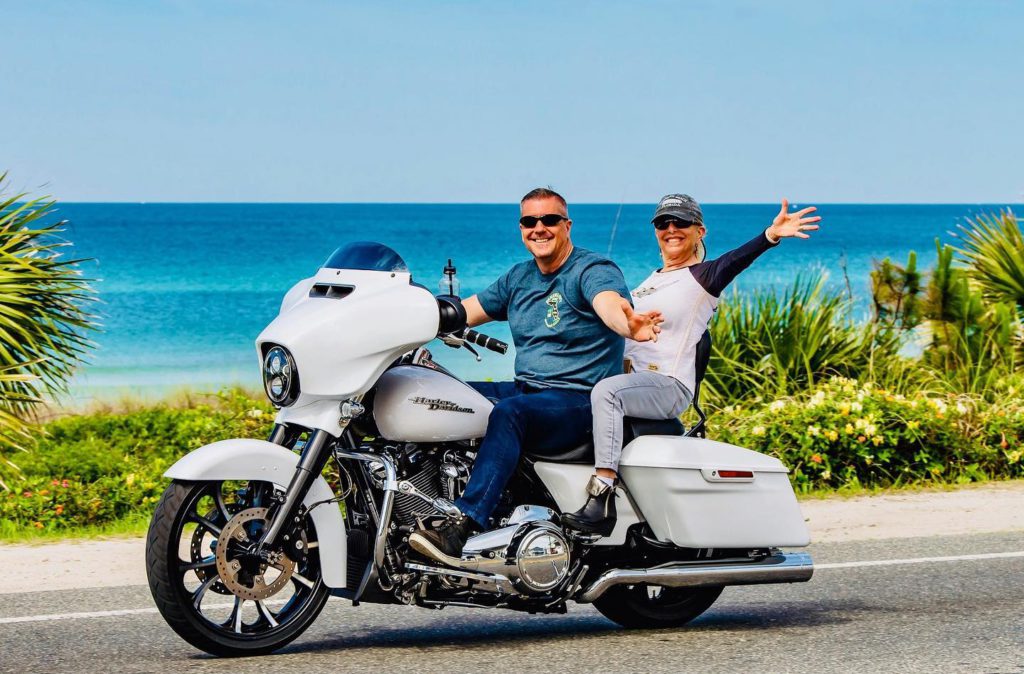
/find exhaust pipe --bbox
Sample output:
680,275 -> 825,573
577,550 -> 813,603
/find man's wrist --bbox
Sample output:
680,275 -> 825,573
765,226 -> 780,244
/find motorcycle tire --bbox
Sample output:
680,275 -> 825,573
593,584 -> 723,629
146,480 -> 331,657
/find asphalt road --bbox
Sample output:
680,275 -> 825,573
2,531 -> 1022,674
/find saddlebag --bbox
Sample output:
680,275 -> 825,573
618,436 -> 810,549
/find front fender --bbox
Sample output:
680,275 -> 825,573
164,438 -> 347,589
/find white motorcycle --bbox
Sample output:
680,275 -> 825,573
145,241 -> 813,656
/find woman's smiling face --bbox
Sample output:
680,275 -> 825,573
655,218 -> 705,265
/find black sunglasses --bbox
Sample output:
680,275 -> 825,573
520,214 -> 566,229
654,218 -> 698,231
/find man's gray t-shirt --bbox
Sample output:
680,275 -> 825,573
477,247 -> 630,392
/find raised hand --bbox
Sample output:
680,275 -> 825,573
769,199 -> 821,240
623,299 -> 664,342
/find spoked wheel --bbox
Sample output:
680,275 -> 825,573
146,480 -> 330,656
593,584 -> 723,629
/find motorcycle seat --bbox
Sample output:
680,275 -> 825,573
525,416 -> 685,464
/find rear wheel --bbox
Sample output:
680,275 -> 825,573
593,584 -> 723,629
146,480 -> 330,656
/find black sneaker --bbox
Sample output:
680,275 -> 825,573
409,516 -> 476,564
561,475 -> 617,536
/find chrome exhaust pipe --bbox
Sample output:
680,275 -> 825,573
577,551 -> 814,603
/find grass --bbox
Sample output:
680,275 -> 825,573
0,510 -> 151,544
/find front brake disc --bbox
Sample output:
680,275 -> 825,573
215,507 -> 296,601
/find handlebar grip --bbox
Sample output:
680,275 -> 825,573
463,329 -> 509,355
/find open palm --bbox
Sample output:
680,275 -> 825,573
771,199 -> 821,239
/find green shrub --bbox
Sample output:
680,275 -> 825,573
0,390 -> 274,535
711,376 -> 1024,493
705,274 -> 899,405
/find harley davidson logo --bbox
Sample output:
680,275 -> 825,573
409,396 -> 476,414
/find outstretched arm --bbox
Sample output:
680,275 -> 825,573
692,199 -> 822,297
592,291 -> 663,341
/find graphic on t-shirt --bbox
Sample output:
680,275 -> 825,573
544,292 -> 563,328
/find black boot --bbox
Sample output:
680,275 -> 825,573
408,515 -> 477,564
561,475 -> 617,536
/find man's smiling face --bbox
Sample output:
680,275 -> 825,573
519,195 -> 572,268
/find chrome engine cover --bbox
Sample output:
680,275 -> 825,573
459,507 -> 572,595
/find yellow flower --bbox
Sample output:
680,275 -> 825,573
855,418 -> 866,430
825,430 -> 839,441
839,403 -> 851,416
752,426 -> 766,437
865,423 -> 877,437
807,425 -> 820,436
907,420 -> 919,430
872,436 -> 883,446
844,423 -> 855,435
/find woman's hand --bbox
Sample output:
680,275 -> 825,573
623,300 -> 664,342
768,199 -> 821,240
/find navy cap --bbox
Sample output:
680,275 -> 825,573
652,194 -> 704,226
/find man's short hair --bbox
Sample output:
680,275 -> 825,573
521,187 -> 567,212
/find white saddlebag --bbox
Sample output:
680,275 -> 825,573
618,436 -> 810,549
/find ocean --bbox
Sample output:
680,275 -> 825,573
54,203 -> 1015,404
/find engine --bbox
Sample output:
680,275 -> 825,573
453,506 -> 573,595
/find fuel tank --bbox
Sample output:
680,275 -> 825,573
372,365 -> 492,442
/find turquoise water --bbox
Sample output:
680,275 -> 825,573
55,203 -> 1015,403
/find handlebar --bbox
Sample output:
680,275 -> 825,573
463,329 -> 509,355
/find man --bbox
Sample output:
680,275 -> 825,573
409,187 -> 661,561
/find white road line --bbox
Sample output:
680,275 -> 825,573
2,550 -> 1023,626
814,550 -> 1024,570
0,606 -> 161,624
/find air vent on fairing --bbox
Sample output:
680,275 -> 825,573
309,283 -> 355,299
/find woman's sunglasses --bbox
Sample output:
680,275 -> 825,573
519,214 -> 566,229
654,218 -> 698,231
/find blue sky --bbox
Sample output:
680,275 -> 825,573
2,1 -> 1022,203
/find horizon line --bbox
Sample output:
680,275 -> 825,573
53,200 -> 1024,206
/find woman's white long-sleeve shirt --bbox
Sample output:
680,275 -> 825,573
625,230 -> 778,395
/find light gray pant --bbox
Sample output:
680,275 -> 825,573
591,371 -> 693,473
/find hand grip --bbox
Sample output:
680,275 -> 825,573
463,329 -> 508,355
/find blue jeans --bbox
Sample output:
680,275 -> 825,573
456,381 -> 592,528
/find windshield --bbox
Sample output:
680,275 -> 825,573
322,241 -> 408,272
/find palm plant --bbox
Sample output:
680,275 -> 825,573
0,174 -> 97,488
953,210 -> 1024,313
920,242 -> 1019,395
704,274 -> 890,406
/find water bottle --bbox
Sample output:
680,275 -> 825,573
438,259 -> 460,297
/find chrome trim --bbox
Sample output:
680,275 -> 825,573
405,562 -> 515,594
335,450 -> 397,572
577,551 -> 814,603
396,479 -> 462,517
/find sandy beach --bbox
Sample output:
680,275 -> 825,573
2,481 -> 1022,595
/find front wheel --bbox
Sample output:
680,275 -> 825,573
146,480 -> 330,656
593,584 -> 723,629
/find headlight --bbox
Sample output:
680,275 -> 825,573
262,345 -> 299,407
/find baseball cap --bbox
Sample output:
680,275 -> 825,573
652,194 -> 704,226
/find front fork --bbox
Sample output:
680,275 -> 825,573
258,407 -> 401,598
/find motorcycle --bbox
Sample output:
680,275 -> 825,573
145,241 -> 813,656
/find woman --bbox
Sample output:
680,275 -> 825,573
561,194 -> 820,535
